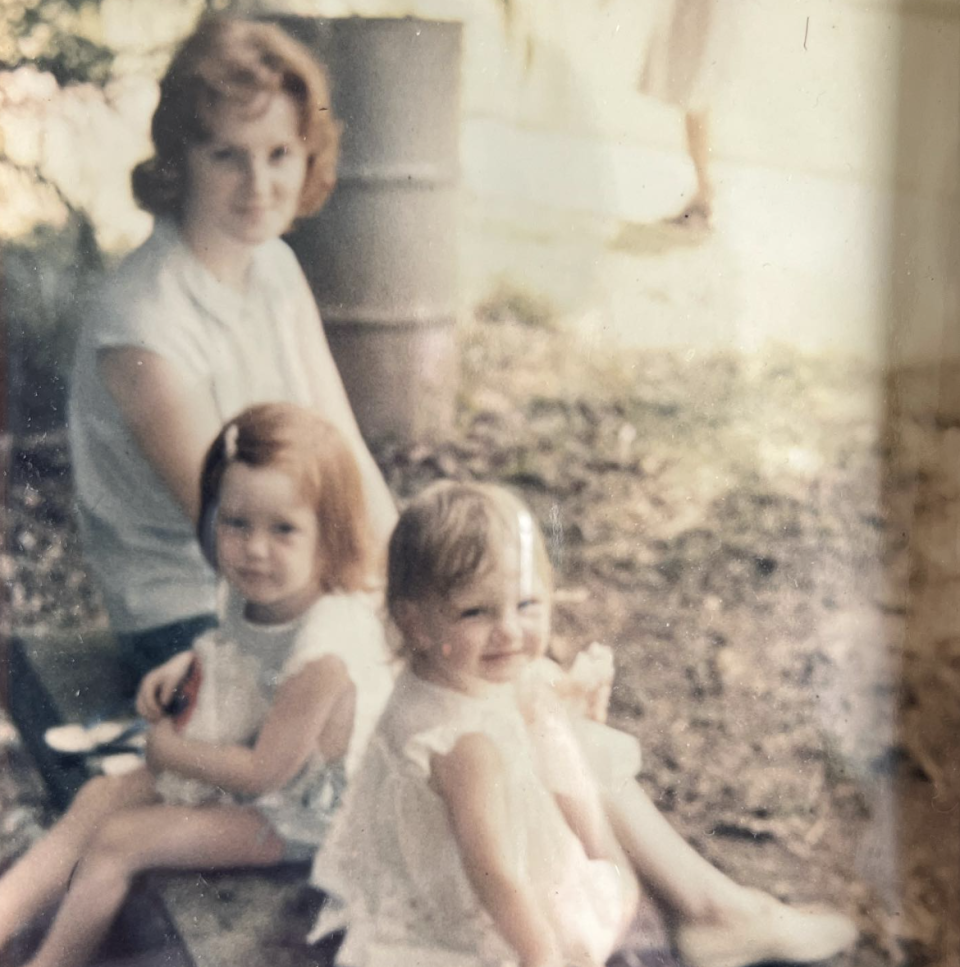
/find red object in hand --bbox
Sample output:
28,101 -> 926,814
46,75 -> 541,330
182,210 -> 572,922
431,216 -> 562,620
168,657 -> 203,732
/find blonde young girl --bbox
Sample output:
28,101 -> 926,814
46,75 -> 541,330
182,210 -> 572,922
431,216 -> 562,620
313,482 -> 858,967
312,481 -> 641,967
0,404 -> 394,967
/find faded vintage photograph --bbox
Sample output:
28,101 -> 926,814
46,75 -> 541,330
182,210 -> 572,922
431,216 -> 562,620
1,1 -> 958,966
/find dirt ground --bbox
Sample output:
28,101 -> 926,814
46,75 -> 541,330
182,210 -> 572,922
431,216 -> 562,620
3,310 -> 958,967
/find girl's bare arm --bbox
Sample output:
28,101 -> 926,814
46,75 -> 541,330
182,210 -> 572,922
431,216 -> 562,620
431,733 -> 564,967
136,649 -> 197,721
146,654 -> 352,796
554,789 -> 639,938
99,348 -> 221,523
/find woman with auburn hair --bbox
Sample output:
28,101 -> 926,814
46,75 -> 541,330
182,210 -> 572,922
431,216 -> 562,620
68,16 -> 397,687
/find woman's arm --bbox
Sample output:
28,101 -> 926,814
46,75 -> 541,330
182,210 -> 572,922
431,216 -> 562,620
292,283 -> 398,550
98,348 -> 221,523
146,654 -> 352,796
311,351 -> 398,550
432,734 -> 564,967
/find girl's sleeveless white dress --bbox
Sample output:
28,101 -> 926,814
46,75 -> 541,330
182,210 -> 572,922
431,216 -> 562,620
310,668 -> 633,967
153,587 -> 394,854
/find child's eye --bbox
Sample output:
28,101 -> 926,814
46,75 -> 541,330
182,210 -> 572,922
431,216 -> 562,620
210,146 -> 239,163
269,144 -> 290,164
459,606 -> 487,620
220,515 -> 247,531
519,598 -> 541,612
272,521 -> 297,536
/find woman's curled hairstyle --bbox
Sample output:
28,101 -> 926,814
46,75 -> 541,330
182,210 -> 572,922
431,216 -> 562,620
132,16 -> 340,222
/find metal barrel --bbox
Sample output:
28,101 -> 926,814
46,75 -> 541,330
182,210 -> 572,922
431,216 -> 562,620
283,17 -> 461,445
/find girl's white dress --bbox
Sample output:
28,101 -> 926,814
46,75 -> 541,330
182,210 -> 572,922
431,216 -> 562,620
518,654 -> 643,802
310,668 -> 635,967
154,587 -> 394,854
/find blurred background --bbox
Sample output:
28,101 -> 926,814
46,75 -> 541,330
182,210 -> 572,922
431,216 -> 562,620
2,0 -> 957,407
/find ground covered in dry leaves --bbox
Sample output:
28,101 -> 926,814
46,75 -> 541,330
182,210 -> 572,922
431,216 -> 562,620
3,312 -> 958,966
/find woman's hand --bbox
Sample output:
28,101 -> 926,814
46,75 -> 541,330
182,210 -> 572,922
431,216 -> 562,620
136,650 -> 196,721
519,646 -> 614,726
562,643 -> 614,723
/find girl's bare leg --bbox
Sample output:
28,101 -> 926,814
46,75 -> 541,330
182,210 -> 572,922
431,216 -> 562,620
604,782 -> 857,967
603,780 -> 746,922
24,803 -> 284,967
0,768 -> 158,948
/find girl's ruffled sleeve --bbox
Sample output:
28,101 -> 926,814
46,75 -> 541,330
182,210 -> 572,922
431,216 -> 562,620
401,691 -> 520,780
403,711 -> 495,779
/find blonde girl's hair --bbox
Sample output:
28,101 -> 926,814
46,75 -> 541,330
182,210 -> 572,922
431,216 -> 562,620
198,403 -> 371,595
386,481 -> 553,655
132,15 -> 341,222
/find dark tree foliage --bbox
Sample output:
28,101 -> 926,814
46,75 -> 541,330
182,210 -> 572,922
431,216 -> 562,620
0,0 -> 233,433
0,1 -> 117,431
1,0 -> 117,86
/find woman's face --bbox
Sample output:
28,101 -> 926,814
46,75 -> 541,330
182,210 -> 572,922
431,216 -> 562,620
183,91 -> 308,252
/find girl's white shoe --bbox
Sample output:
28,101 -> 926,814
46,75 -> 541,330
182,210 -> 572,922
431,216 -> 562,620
675,891 -> 857,967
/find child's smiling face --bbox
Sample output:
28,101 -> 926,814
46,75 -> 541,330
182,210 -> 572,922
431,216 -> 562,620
407,550 -> 551,696
215,462 -> 321,624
